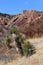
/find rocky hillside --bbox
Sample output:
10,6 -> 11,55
0,10 -> 43,64
0,10 -> 43,39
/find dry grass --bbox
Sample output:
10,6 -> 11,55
1,37 -> 43,65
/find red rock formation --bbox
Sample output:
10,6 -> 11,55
0,10 -> 43,38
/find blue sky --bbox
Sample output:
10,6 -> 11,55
0,0 -> 43,15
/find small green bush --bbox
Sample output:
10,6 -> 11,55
15,34 -> 26,55
5,35 -> 11,43
22,41 -> 35,56
5,35 -> 12,49
10,26 -> 18,34
15,34 -> 26,44
18,34 -> 26,43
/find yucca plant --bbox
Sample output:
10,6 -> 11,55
15,34 -> 26,55
22,41 -> 35,56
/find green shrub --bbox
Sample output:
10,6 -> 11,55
15,34 -> 26,43
10,26 -> 18,34
18,34 -> 26,43
22,41 -> 35,56
15,34 -> 26,55
5,35 -> 12,49
5,35 -> 11,43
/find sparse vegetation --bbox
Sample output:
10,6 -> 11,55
15,33 -> 35,56
18,34 -> 26,43
22,41 -> 35,56
5,35 -> 11,43
5,35 -> 12,49
15,34 -> 26,55
10,26 -> 18,34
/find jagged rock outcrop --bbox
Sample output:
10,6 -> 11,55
13,10 -> 43,38
0,10 -> 43,38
